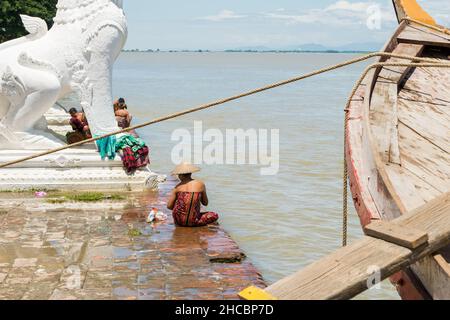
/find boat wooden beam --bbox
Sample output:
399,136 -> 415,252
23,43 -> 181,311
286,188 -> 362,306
244,192 -> 450,300
364,221 -> 428,250
398,26 -> 450,48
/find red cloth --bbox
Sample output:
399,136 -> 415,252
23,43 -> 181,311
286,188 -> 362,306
121,147 -> 137,173
172,191 -> 219,227
120,146 -> 150,174
135,146 -> 150,168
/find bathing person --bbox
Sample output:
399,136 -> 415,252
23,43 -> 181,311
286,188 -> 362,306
69,108 -> 91,137
118,97 -> 127,109
114,97 -> 138,136
115,103 -> 132,129
167,163 -> 219,227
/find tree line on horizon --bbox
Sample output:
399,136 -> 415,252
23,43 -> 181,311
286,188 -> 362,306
0,0 -> 57,43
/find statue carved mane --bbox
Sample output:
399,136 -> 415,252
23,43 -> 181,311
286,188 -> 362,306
54,0 -> 124,32
0,0 -> 127,148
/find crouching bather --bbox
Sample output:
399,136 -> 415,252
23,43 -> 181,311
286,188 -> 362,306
167,163 -> 219,227
66,107 -> 91,143
69,107 -> 90,136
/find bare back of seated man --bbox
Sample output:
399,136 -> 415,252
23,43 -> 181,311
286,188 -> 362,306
167,163 -> 218,227
169,178 -> 208,207
115,108 -> 132,128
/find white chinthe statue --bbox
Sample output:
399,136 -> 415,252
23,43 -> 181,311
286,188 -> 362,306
0,0 -> 127,149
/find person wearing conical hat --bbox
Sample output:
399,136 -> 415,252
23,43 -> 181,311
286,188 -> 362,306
167,162 -> 219,227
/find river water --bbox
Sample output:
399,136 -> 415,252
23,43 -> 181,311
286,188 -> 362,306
111,52 -> 399,299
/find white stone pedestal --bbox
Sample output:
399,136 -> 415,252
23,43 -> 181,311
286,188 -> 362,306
0,144 -> 166,192
45,106 -> 73,136
0,103 -> 166,192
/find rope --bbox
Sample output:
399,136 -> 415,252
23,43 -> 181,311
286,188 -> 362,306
402,17 -> 450,36
0,51 -> 449,247
0,52 -> 442,170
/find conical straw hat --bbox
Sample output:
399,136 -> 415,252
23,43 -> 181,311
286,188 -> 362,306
171,162 -> 200,175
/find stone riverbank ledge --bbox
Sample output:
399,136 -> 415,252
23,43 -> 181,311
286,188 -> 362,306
0,179 -> 265,300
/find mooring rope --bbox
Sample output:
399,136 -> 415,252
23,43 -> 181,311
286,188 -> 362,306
0,52 -> 449,247
0,52 -> 441,170
402,17 -> 450,36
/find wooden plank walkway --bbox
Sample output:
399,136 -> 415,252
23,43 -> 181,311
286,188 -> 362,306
257,192 -> 450,300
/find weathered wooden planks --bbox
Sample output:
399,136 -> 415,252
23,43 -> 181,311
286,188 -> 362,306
372,43 -> 425,166
346,13 -> 450,300
412,254 -> 450,299
383,164 -> 441,213
398,25 -> 450,48
398,62 -> 450,153
397,99 -> 449,154
347,80 -> 383,225
398,123 -> 450,193
263,193 -> 450,300
364,220 -> 428,249
369,81 -> 400,164
346,76 -> 392,228
378,43 -> 424,84
369,45 -> 449,214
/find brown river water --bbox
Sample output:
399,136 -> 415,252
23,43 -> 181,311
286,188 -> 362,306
65,52 -> 398,299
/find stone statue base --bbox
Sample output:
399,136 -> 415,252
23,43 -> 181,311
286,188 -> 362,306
0,145 -> 166,192
0,96 -> 166,192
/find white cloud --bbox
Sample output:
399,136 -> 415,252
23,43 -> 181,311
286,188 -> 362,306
265,12 -> 323,25
325,1 -> 372,12
198,10 -> 247,22
264,1 -> 396,27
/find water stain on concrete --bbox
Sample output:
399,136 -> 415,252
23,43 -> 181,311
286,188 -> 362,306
0,181 -> 265,300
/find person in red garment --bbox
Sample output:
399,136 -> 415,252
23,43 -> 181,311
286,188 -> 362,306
167,162 -> 219,227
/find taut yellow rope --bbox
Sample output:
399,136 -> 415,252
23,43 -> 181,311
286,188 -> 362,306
402,17 -> 450,36
0,52 -> 441,170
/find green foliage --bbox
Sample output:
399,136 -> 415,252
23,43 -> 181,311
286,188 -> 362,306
62,192 -> 122,202
128,228 -> 143,237
64,192 -> 106,202
45,192 -> 126,203
61,192 -> 126,202
0,0 -> 58,43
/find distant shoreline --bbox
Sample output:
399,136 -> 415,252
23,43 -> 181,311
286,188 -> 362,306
122,49 -> 373,54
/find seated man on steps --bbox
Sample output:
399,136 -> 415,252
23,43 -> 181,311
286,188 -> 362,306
67,107 -> 91,143
167,162 -> 219,227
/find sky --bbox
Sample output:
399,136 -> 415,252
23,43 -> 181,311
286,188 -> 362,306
122,0 -> 450,51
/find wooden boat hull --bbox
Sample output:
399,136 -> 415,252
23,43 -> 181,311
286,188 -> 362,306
346,11 -> 450,299
345,68 -> 432,300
